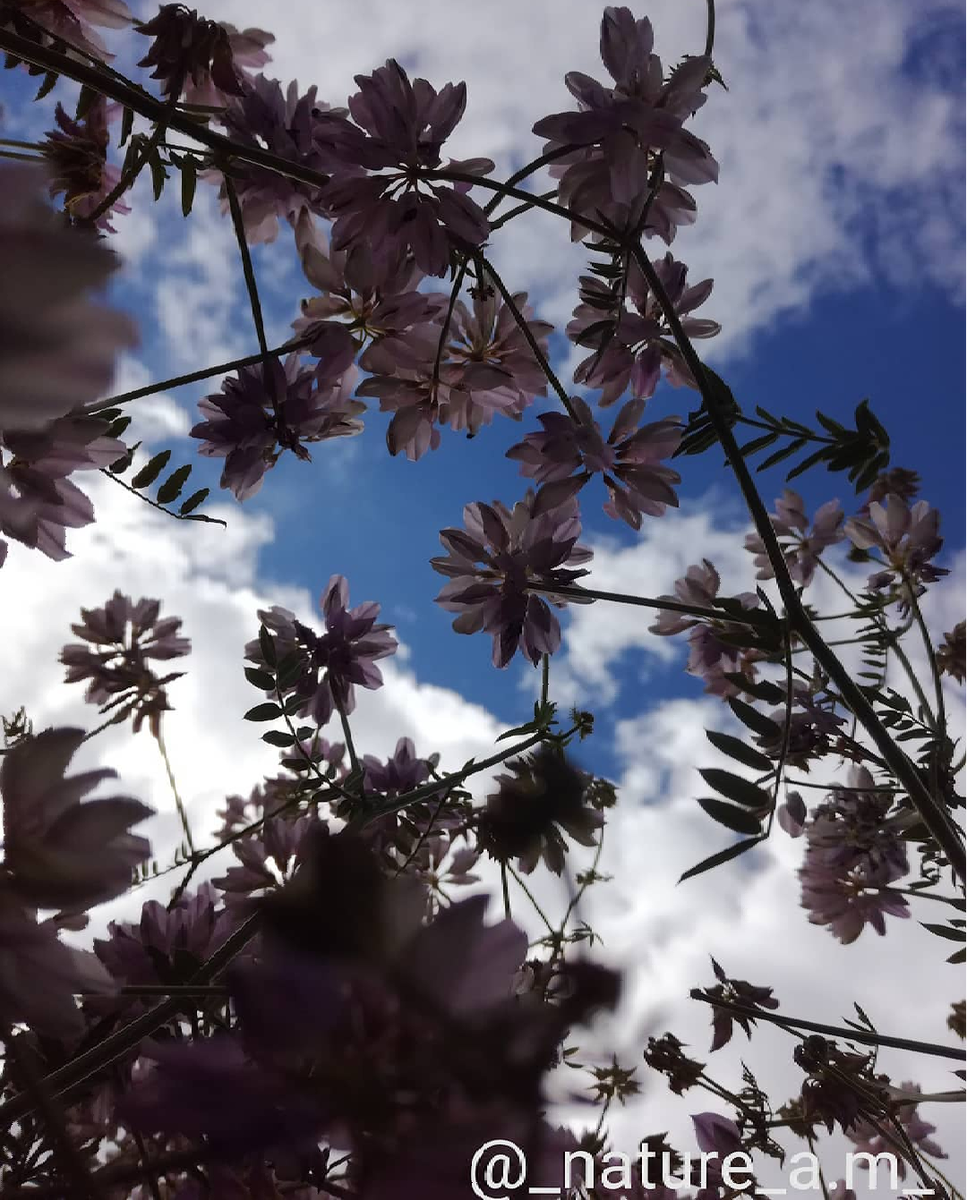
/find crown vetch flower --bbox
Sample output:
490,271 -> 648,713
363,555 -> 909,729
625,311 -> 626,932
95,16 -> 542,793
0,165 -> 137,433
42,97 -> 130,232
209,75 -> 349,243
798,767 -> 910,944
3,0 -> 132,61
246,576 -> 398,727
293,210 -> 448,344
649,560 -> 763,696
1,414 -> 126,562
431,490 -> 593,668
845,493 -> 948,602
936,620 -> 965,684
507,395 -> 681,528
136,5 -> 271,105
534,7 -> 717,242
317,59 -> 493,280
568,252 -> 719,405
191,344 -> 363,501
60,589 -> 190,734
745,490 -> 845,588
1,727 -> 153,911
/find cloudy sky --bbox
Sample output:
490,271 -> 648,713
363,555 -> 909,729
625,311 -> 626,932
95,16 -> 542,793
1,0 -> 964,1190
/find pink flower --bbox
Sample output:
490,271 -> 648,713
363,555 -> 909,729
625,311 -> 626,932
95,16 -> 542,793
845,493 -> 948,601
534,8 -> 717,242
745,490 -> 844,588
431,490 -> 593,668
318,59 -> 493,280
568,252 -> 719,405
43,97 -> 130,232
507,395 -> 682,528
1,727 -> 153,912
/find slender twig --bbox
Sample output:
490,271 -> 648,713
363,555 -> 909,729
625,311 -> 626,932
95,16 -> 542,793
154,722 -> 194,854
526,580 -> 776,628
99,468 -> 227,527
689,992 -> 965,1061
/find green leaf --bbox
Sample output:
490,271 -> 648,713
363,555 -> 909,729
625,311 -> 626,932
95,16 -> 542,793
756,437 -> 808,473
921,923 -> 966,942
75,84 -> 98,119
275,652 -> 305,691
679,836 -> 763,883
244,703 -> 282,722
946,948 -> 966,964
156,464 -> 192,505
258,626 -> 277,667
34,71 -> 59,101
131,450 -> 171,489
727,698 -> 781,739
119,105 -> 134,147
696,796 -> 763,836
738,432 -> 778,457
283,694 -> 304,716
179,488 -> 209,515
699,768 -> 772,809
244,667 -> 275,690
705,730 -> 774,773
148,150 -> 167,201
785,445 -> 830,482
181,159 -> 197,216
262,730 -> 296,748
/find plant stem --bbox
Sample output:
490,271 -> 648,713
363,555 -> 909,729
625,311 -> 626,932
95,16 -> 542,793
154,723 -> 194,854
527,580 -> 776,628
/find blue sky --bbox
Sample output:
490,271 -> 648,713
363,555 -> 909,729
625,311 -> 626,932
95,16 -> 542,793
1,0 -> 964,1182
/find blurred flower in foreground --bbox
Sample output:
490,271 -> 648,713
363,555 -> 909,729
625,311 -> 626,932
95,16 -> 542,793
1,727 -> 153,911
0,164 -> 137,432
2,0 -> 132,61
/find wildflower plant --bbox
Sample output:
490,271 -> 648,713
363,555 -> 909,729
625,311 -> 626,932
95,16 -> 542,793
0,4 -> 962,1199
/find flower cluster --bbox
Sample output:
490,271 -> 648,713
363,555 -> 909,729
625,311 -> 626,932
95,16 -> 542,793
845,493 -> 948,605
431,491 -> 593,667
60,590 -> 190,734
246,575 -> 397,726
42,97 -> 130,231
191,343 -> 364,500
745,489 -> 844,588
798,767 -> 911,943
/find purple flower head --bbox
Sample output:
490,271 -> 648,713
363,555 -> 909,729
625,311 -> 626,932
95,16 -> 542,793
355,322 -> 444,460
845,493 -> 948,605
431,489 -> 594,668
507,394 -> 682,528
798,767 -> 911,943
568,252 -> 719,405
293,209 -> 448,346
137,6 -> 272,105
649,560 -> 764,696
533,8 -> 717,242
43,97 -> 130,232
317,59 -> 493,280
208,75 -> 349,243
1,412 -> 126,562
438,286 -> 554,430
362,736 -> 437,797
936,620 -> 965,684
691,1111 -> 743,1159
246,577 -> 397,727
0,165 -> 137,433
1,727 -> 153,912
191,344 -> 363,501
91,883 -> 235,1023
60,589 -> 190,735
745,490 -> 845,588
214,813 -> 321,918
4,0 -> 132,60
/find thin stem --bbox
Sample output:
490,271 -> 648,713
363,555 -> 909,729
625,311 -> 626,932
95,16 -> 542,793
628,240 -> 966,884
500,862 -> 512,919
479,254 -> 580,421
154,723 -> 194,855
99,468 -> 228,527
84,336 -> 312,415
704,0 -> 717,56
908,576 -> 947,734
689,991 -> 964,1061
526,580 -> 776,628
506,863 -> 556,934
540,653 -> 550,708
